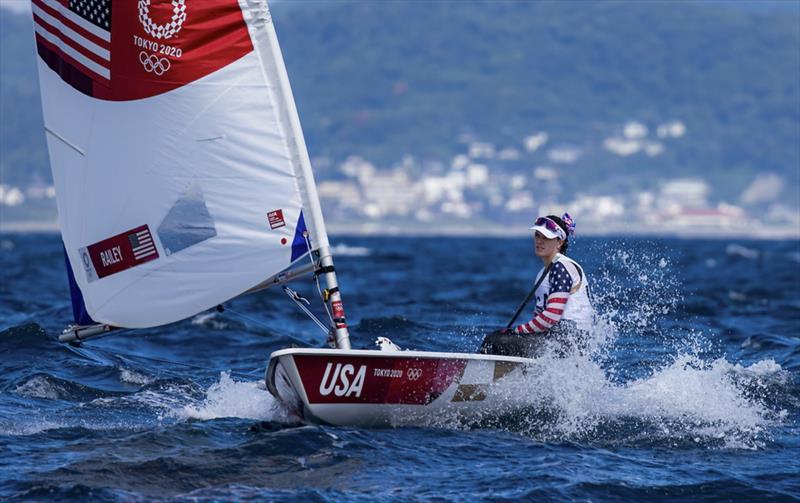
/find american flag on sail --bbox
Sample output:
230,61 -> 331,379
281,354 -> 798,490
32,0 -> 111,93
129,228 -> 157,261
84,225 -> 159,281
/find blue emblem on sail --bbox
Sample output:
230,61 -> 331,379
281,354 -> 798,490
64,246 -> 96,326
291,211 -> 309,262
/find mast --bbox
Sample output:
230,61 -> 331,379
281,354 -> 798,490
245,1 -> 351,349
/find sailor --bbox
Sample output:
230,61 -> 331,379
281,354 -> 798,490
480,212 -> 594,357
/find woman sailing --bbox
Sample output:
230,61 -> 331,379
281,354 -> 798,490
480,213 -> 594,357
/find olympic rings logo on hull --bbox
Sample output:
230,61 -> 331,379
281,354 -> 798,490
138,0 -> 187,40
407,368 -> 422,381
139,52 -> 171,75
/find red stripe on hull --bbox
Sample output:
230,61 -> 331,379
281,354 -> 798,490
295,355 -> 467,405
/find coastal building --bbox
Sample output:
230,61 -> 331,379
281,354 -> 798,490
659,178 -> 709,209
0,185 -> 25,207
603,137 -> 641,157
468,142 -> 496,159
523,132 -> 548,152
660,203 -> 746,229
656,120 -> 686,139
547,145 -> 581,164
623,121 -> 648,140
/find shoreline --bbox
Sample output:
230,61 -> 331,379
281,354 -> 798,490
2,220 -> 798,240
326,223 -> 800,240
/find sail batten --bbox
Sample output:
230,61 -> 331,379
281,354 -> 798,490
36,1 -> 331,329
45,127 -> 85,156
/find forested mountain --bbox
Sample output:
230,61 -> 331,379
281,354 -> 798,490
1,0 -> 798,216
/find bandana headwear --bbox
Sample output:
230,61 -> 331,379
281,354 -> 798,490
561,212 -> 576,236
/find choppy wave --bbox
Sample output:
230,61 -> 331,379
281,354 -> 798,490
532,352 -> 785,449
412,240 -> 796,449
191,312 -> 230,330
13,373 -> 119,402
177,372 -> 280,421
0,418 -> 65,437
2,235 -> 798,501
16,352 -> 782,450
119,367 -> 155,385
330,243 -> 372,257
726,243 -> 761,260
383,347 -> 789,450
13,374 -> 71,400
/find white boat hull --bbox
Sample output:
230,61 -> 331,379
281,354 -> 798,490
265,348 -> 534,427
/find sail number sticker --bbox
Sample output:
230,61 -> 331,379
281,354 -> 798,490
80,225 -> 159,282
267,209 -> 286,230
331,300 -> 347,329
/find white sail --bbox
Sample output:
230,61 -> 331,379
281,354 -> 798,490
34,0 -> 331,329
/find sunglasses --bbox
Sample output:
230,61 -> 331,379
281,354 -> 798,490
534,217 -> 566,240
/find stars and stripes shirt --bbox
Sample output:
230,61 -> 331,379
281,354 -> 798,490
515,259 -> 579,335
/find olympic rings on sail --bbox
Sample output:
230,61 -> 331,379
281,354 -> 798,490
139,52 -> 171,76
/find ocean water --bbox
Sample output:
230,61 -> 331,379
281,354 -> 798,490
0,233 -> 798,501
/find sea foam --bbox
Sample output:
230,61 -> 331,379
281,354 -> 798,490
428,241 -> 789,448
176,371 -> 281,421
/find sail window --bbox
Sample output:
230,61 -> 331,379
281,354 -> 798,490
157,184 -> 217,255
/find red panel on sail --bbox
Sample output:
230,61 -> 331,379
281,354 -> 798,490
33,0 -> 253,101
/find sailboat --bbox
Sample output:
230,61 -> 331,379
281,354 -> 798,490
34,0 -> 532,427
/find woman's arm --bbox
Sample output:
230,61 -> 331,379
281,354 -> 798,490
515,262 -> 573,334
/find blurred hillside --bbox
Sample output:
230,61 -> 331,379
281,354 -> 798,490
277,0 -> 799,204
1,0 -> 798,226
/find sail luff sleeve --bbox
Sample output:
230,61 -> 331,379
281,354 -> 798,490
241,1 -> 351,349
240,1 -> 330,252
268,23 -> 330,252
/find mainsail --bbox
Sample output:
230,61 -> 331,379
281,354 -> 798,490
34,0 -> 346,342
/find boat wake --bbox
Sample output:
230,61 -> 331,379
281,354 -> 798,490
3,370 -> 287,436
164,338 -> 787,450
461,350 -> 787,449
406,242 -> 793,448
176,372 -> 284,422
